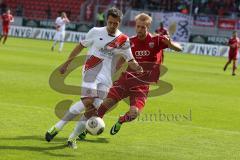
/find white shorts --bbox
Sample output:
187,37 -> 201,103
81,77 -> 110,108
54,31 -> 65,42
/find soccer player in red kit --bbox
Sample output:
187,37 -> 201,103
155,22 -> 169,64
92,13 -> 182,135
0,9 -> 14,44
223,31 -> 239,76
155,22 -> 169,37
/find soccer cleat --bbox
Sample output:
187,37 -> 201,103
78,130 -> 87,140
45,126 -> 59,142
232,73 -> 236,76
223,66 -> 227,71
110,121 -> 122,135
51,46 -> 54,51
67,139 -> 78,149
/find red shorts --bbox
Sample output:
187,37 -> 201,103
107,74 -> 150,111
2,25 -> 9,35
228,52 -> 238,60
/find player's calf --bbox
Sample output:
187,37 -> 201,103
110,107 -> 140,135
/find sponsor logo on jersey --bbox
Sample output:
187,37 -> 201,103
149,42 -> 154,48
135,50 -> 150,56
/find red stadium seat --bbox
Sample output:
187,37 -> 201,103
3,0 -> 84,21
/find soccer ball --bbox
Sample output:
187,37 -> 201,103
86,116 -> 105,135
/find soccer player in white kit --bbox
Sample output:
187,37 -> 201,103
45,8 -> 142,148
51,12 -> 70,52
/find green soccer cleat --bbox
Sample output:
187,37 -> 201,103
45,126 -> 59,142
67,138 -> 78,149
110,121 -> 122,135
78,130 -> 87,140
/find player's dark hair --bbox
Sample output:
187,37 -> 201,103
106,7 -> 123,21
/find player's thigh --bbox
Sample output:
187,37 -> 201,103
107,79 -> 128,102
54,32 -> 61,41
129,85 -> 150,112
60,32 -> 65,42
81,81 -> 98,102
3,26 -> 8,35
92,83 -> 110,108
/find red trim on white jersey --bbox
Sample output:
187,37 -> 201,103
84,55 -> 103,71
105,34 -> 128,49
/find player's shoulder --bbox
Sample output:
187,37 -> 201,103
56,17 -> 61,20
149,33 -> 162,40
88,26 -> 106,33
129,35 -> 138,41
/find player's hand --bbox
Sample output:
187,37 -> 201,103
136,65 -> 143,73
59,63 -> 69,74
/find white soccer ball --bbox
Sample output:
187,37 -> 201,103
86,116 -> 105,135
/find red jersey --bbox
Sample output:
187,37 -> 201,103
124,33 -> 168,83
228,37 -> 239,54
155,27 -> 168,36
1,13 -> 13,26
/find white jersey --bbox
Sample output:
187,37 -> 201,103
55,17 -> 67,32
80,27 -> 134,87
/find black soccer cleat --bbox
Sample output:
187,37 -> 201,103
45,126 -> 59,142
78,130 -> 87,140
110,121 -> 122,135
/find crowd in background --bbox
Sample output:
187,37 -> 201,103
193,0 -> 240,17
1,0 -> 240,18
130,0 -> 240,17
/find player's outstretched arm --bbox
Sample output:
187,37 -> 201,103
11,17 -> 14,23
163,38 -> 182,52
59,43 -> 85,74
127,59 -> 143,73
115,56 -> 126,71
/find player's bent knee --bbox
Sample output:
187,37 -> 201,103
82,97 -> 94,107
103,98 -> 117,108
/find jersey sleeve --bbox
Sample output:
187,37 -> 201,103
80,27 -> 95,47
158,35 -> 169,50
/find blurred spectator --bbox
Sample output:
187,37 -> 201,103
96,10 -> 105,27
16,4 -> 23,16
194,0 -> 239,17
128,0 -> 239,17
45,5 -> 51,20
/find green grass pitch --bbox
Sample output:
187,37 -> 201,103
0,37 -> 240,160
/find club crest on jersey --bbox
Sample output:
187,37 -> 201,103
149,42 -> 154,48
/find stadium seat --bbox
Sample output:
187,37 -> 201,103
3,0 -> 84,21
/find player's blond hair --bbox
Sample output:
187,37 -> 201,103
135,13 -> 152,28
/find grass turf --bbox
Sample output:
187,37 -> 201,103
0,37 -> 240,160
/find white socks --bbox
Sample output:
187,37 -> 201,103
52,41 -> 64,52
68,115 -> 87,140
59,41 -> 64,52
54,100 -> 85,130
